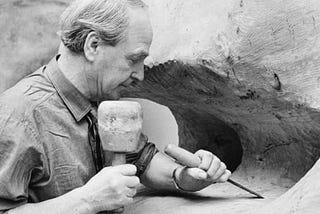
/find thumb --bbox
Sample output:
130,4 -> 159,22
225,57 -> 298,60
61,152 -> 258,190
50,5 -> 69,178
185,168 -> 207,180
114,164 -> 137,176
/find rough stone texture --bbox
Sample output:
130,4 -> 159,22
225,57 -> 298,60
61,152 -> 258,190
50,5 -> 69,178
1,0 -> 320,213
0,0 -> 68,92
253,158 -> 320,214
140,0 -> 320,181
122,61 -> 320,180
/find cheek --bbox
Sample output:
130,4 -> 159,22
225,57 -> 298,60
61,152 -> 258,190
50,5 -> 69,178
118,62 -> 133,77
109,58 -> 130,71
99,59 -> 132,88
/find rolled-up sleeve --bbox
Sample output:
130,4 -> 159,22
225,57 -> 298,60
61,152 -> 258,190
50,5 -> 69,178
0,108 -> 44,212
126,133 -> 159,177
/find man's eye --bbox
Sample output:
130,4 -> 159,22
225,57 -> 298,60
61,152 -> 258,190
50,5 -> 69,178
128,58 -> 140,65
127,54 -> 147,65
128,59 -> 135,64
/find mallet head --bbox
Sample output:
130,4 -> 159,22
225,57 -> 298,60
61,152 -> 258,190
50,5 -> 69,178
98,101 -> 143,153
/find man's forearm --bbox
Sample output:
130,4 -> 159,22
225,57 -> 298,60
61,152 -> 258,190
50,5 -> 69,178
140,149 -> 232,192
6,187 -> 92,214
140,152 -> 182,191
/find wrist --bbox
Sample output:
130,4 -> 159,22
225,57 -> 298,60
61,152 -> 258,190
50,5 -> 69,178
68,187 -> 96,214
172,166 -> 189,192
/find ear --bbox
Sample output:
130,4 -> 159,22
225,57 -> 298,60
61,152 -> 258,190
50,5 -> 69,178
83,31 -> 100,62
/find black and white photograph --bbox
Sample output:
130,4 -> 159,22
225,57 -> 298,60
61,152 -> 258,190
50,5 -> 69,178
0,0 -> 320,213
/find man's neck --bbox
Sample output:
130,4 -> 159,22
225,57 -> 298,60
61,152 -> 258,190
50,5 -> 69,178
57,44 -> 93,100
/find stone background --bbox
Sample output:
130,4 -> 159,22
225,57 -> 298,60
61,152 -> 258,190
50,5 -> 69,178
2,0 -> 320,179
0,0 -> 320,108
2,0 -> 320,109
2,1 -> 320,213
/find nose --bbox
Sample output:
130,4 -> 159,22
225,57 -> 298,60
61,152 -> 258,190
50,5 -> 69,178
131,64 -> 144,82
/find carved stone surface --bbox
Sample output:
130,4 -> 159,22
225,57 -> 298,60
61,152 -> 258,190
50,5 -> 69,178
1,0 -> 320,213
122,61 -> 320,180
253,159 -> 320,214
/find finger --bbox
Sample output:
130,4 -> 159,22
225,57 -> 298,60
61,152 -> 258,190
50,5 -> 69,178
212,162 -> 226,180
216,170 -> 231,183
123,196 -> 134,205
186,167 -> 208,180
126,187 -> 137,197
115,164 -> 137,176
115,196 -> 134,208
124,176 -> 140,188
206,156 -> 221,178
126,197 -> 134,205
195,150 -> 213,171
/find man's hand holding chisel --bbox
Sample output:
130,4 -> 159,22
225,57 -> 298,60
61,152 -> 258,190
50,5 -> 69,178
165,144 -> 264,198
164,144 -> 231,192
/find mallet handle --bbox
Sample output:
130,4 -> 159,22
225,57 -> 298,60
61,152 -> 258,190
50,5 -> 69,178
106,152 -> 127,214
112,153 -> 126,166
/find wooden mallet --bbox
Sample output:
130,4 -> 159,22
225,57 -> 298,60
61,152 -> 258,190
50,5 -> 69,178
98,101 -> 143,213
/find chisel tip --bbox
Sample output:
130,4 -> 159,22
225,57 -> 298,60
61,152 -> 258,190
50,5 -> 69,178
227,179 -> 264,199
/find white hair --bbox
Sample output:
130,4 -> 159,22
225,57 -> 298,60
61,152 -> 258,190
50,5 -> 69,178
59,0 -> 147,53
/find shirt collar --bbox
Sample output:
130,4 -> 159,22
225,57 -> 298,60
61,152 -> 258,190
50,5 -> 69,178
45,55 -> 92,122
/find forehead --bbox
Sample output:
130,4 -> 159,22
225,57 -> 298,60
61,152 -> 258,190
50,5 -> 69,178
121,7 -> 153,53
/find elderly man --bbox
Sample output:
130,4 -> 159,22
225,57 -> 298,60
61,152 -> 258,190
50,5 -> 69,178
0,0 -> 231,213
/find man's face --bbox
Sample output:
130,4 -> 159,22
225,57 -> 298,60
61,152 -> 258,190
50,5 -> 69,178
92,7 -> 153,101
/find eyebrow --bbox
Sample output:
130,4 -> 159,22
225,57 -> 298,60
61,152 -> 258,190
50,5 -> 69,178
126,50 -> 149,60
